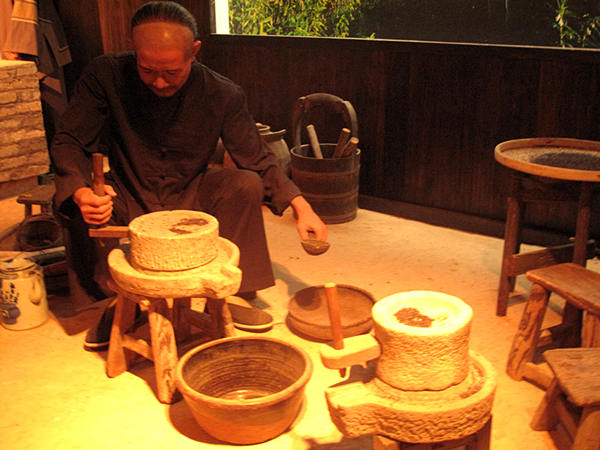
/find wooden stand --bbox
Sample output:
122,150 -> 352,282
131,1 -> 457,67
496,173 -> 595,316
373,416 -> 491,450
106,279 -> 234,404
530,348 -> 600,450
506,263 -> 600,388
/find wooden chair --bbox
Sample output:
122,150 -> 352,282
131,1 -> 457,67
530,348 -> 600,450
506,263 -> 600,388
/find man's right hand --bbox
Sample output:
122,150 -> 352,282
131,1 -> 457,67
73,186 -> 117,225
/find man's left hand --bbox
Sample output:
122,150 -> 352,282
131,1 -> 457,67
290,196 -> 327,241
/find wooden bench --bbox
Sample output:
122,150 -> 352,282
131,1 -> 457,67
16,183 -> 55,218
530,348 -> 600,450
507,263 -> 600,388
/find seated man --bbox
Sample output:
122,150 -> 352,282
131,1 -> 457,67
51,1 -> 326,350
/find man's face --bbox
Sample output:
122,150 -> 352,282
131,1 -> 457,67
132,22 -> 200,97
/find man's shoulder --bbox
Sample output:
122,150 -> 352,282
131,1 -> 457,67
85,52 -> 135,74
194,63 -> 243,94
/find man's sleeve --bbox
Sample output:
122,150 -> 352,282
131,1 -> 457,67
220,85 -> 301,215
50,58 -> 110,215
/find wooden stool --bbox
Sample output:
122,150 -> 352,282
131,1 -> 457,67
373,416 -> 491,449
106,279 -> 235,404
507,263 -> 600,388
16,183 -> 56,218
530,348 -> 600,450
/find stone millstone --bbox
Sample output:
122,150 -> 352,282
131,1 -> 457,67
372,291 -> 473,391
325,350 -> 496,443
129,210 -> 219,271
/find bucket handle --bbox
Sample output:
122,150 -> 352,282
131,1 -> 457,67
291,93 -> 358,150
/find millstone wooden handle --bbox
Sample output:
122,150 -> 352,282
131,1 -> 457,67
306,124 -> 324,159
325,282 -> 344,350
89,225 -> 129,238
92,153 -> 105,196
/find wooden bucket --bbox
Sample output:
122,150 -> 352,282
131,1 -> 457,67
290,93 -> 360,224
290,144 -> 360,224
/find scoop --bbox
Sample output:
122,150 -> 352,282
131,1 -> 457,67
301,231 -> 330,255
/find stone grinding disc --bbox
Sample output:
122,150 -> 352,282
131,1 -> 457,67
129,210 -> 219,271
287,284 -> 375,340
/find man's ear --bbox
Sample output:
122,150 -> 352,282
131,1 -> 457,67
191,40 -> 202,58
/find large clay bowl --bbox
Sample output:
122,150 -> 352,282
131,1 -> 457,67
175,336 -> 313,444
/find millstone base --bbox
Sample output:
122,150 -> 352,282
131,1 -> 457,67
325,350 -> 496,443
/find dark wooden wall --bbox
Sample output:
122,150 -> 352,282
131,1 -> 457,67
54,1 -> 600,243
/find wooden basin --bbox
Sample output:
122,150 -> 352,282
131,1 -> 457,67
175,336 -> 313,444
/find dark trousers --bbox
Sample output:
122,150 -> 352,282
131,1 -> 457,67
62,167 -> 274,302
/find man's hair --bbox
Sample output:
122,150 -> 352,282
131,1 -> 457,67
131,1 -> 198,38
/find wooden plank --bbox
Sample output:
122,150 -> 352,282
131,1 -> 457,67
508,241 -> 595,276
544,348 -> 600,407
527,263 -> 600,316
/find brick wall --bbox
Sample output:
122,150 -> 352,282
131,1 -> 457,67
0,60 -> 49,196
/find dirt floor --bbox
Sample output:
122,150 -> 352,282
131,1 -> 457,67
1,193 -> 595,449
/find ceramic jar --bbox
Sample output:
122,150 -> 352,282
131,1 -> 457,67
0,256 -> 48,330
257,123 -> 291,176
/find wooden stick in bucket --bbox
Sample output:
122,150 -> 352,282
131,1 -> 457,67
333,128 -> 351,158
306,124 -> 324,159
341,137 -> 359,158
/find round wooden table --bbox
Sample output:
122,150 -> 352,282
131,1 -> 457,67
494,137 -> 600,316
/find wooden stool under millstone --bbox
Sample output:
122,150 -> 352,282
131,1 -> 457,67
106,279 -> 235,404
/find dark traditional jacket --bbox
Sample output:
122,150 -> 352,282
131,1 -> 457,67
51,52 -> 300,218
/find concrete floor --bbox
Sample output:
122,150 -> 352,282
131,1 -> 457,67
1,193 -> 594,449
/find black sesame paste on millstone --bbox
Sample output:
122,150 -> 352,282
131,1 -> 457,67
531,151 -> 600,171
394,307 -> 433,328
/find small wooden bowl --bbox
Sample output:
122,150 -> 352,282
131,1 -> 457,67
175,336 -> 312,444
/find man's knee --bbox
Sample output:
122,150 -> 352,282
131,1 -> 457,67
226,170 -> 263,204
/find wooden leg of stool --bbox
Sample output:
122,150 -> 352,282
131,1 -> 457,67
506,283 -> 550,380
206,297 -> 235,338
573,406 -> 600,450
581,312 -> 600,347
467,416 -> 491,450
497,188 -> 522,316
148,298 -> 179,404
530,378 -> 560,431
173,297 -> 192,343
373,435 -> 403,449
107,294 -> 136,378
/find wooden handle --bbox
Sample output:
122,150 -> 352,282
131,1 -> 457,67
325,282 -> 344,350
341,137 -> 359,158
306,124 -> 324,159
88,225 -> 129,238
333,128 -> 351,158
92,153 -> 105,196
